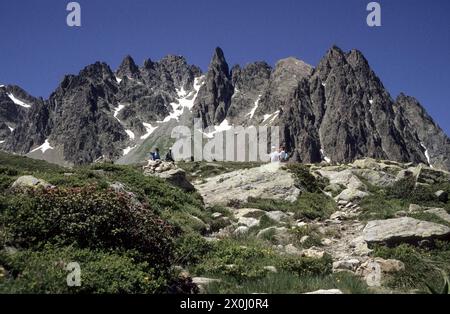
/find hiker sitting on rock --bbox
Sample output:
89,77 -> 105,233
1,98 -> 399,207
165,149 -> 174,162
279,146 -> 289,162
150,148 -> 161,161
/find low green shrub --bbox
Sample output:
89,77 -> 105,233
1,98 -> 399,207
373,242 -> 450,292
174,233 -> 213,267
294,192 -> 337,220
1,185 -> 177,269
192,239 -> 276,283
0,245 -> 165,294
285,164 -> 328,193
277,254 -> 333,277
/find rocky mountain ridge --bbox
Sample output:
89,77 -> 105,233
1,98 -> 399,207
0,46 -> 448,169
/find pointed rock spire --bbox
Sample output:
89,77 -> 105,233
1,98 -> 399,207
193,47 -> 234,127
117,55 -> 139,79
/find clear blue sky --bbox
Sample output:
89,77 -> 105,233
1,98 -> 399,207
0,0 -> 449,135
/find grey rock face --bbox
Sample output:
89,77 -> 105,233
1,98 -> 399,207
1,46 -> 449,169
393,93 -> 450,170
363,217 -> 450,246
228,62 -> 271,125
193,47 -> 234,128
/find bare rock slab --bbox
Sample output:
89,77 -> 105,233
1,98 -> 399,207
363,217 -> 450,246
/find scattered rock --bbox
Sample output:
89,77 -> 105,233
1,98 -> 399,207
435,190 -> 448,203
321,238 -> 333,246
238,217 -> 260,228
232,208 -> 264,219
265,211 -> 289,223
257,227 -> 290,243
192,277 -> 221,285
284,244 -> 301,255
318,169 -> 366,190
424,208 -> 450,224
211,212 -> 223,219
356,258 -> 405,287
333,259 -> 361,272
263,266 -> 278,273
11,175 -> 53,190
192,277 -> 221,292
409,204 -> 423,213
300,248 -> 325,259
300,236 -> 310,244
363,217 -> 450,246
305,289 -> 343,294
233,226 -> 249,235
334,188 -> 369,203
416,166 -> 450,185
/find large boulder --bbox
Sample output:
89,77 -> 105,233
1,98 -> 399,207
363,217 -> 450,246
154,168 -> 195,192
317,169 -> 366,190
334,188 -> 369,203
416,166 -> 450,185
11,175 -> 53,190
356,258 -> 405,287
144,161 -> 195,192
195,163 -> 300,206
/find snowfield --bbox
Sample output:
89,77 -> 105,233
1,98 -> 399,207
30,139 -> 54,154
7,93 -> 31,108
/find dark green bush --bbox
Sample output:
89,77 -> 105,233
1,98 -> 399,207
193,240 -> 276,282
277,254 -> 333,277
174,233 -> 213,266
0,245 -> 164,294
286,164 -> 328,193
387,176 -> 416,199
1,185 -> 177,269
294,192 -> 337,220
373,242 -> 450,292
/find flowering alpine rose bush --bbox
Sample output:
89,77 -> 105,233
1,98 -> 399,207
1,185 -> 178,271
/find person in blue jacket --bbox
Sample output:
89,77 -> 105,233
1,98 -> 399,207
150,148 -> 161,161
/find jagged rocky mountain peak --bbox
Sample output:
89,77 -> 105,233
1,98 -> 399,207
0,46 -> 448,170
117,55 -> 139,79
209,47 -> 230,76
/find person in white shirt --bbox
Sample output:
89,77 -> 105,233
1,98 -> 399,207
270,146 -> 280,163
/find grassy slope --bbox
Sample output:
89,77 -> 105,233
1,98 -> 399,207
1,152 -> 449,294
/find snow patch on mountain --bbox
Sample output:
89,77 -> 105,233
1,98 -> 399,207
125,130 -> 135,140
30,139 -> 54,153
159,76 -> 205,123
247,95 -> 262,119
8,126 -> 14,132
7,93 -> 31,108
123,145 -> 137,156
320,149 -> 331,163
204,119 -> 233,139
113,104 -> 125,122
420,143 -> 433,168
141,123 -> 158,140
262,111 -> 280,124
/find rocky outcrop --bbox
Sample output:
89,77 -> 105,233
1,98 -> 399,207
11,175 -> 53,190
363,217 -> 450,246
194,163 -> 300,206
143,160 -> 194,191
